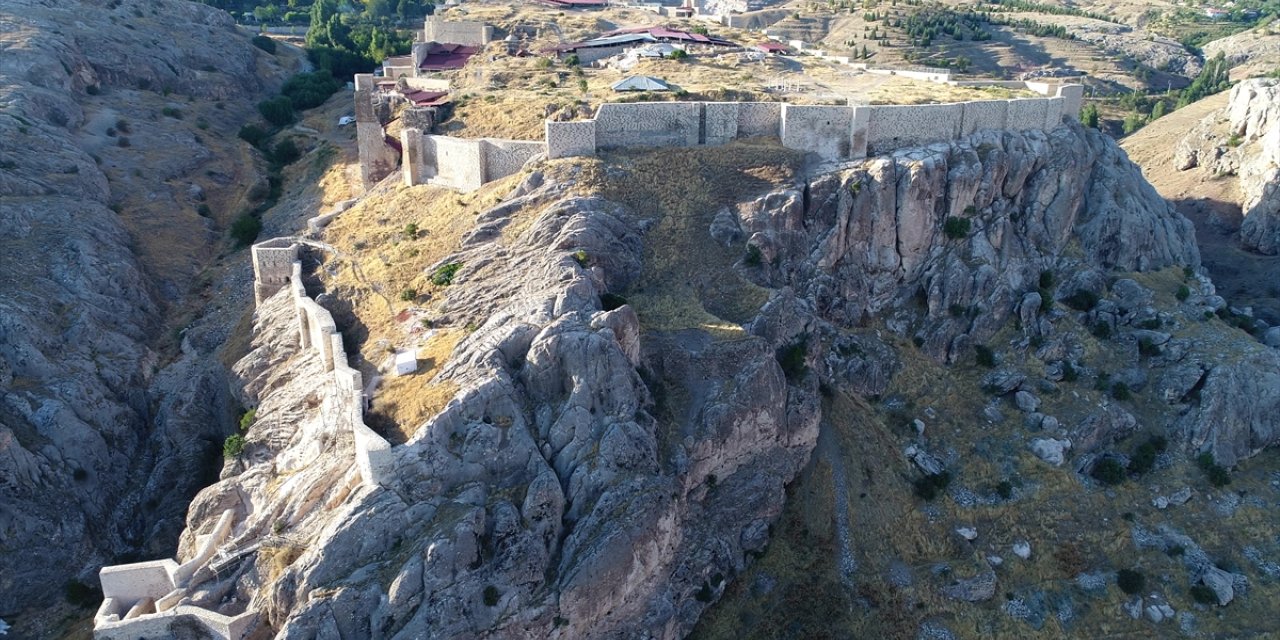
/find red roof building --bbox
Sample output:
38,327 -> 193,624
755,41 -> 790,54
417,43 -> 482,72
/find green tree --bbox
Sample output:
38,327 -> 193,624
1080,103 -> 1099,128
1150,100 -> 1167,120
366,0 -> 393,18
253,4 -> 280,23
1122,112 -> 1145,135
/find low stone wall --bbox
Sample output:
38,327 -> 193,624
94,511 -> 253,640
594,102 -> 704,148
401,130 -> 546,192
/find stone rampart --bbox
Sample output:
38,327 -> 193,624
423,17 -> 493,45
594,102 -> 704,149
539,84 -> 1078,162
863,102 -> 964,154
546,120 -> 598,159
95,510 -> 255,640
736,101 -> 783,137
400,131 -> 546,192
781,104 -> 854,160
249,240 -> 393,488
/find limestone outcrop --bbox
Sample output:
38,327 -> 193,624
741,122 -> 1199,363
166,119 -> 1280,638
0,0 -> 289,619
1174,78 -> 1280,254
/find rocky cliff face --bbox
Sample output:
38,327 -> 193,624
171,120 -> 1280,638
0,0 -> 289,622
1174,78 -> 1280,255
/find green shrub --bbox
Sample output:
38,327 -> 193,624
600,293 -> 627,311
64,579 -> 101,608
272,138 -> 301,165
1190,584 -> 1218,604
483,585 -> 500,606
116,118 -> 131,133
196,204 -> 212,218
161,106 -> 183,119
1061,361 -> 1079,382
400,288 -> 417,302
1038,287 -> 1054,312
942,216 -> 971,239
564,54 -> 580,66
1063,289 -> 1099,311
117,136 -> 131,147
949,303 -> 966,317
238,408 -> 256,431
1127,436 -> 1167,475
1166,544 -> 1185,557
1111,382 -> 1131,401
86,85 -> 101,96
974,344 -> 996,368
1176,285 -> 1191,301
743,244 -> 763,266
223,433 -> 246,458
251,34 -> 277,54
238,124 -> 268,147
431,262 -> 463,286
1116,568 -> 1146,595
282,71 -> 342,110
668,49 -> 689,60
913,471 -> 951,501
257,95 -> 296,127
1138,337 -> 1161,357
1039,270 -> 1055,289
403,223 -> 419,239
572,249 -> 588,266
776,338 -> 808,382
1091,457 -> 1126,485
996,480 -> 1013,500
1092,322 -> 1112,339
1196,453 -> 1231,487
229,213 -> 262,247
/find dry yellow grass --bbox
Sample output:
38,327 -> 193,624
366,329 -> 464,443
585,141 -> 803,338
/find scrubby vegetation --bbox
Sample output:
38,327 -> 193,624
1116,568 -> 1146,595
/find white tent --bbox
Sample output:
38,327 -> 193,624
634,43 -> 679,58
611,75 -> 673,92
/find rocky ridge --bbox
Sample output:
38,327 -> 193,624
170,120 -> 1279,638
0,0 -> 290,624
1174,78 -> 1280,255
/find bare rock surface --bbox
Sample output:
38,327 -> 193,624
0,0 -> 290,618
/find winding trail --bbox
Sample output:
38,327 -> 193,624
819,421 -> 858,588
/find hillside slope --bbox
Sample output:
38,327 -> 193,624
0,0 -> 295,631
162,119 -> 1280,638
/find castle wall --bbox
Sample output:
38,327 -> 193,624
1007,97 -> 1050,132
1056,84 -> 1084,121
704,102 -> 741,145
546,120 -> 598,159
864,102 -> 964,155
423,17 -> 493,45
781,104 -> 854,159
431,135 -> 486,191
736,101 -> 782,137
249,239 -> 393,489
959,99 -> 1009,137
484,140 -> 545,183
594,102 -> 704,148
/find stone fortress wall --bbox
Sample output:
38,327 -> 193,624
249,237 -> 394,488
400,129 -> 546,191
545,82 -> 1084,161
94,511 -> 256,640
94,228 -> 394,640
423,16 -> 493,45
